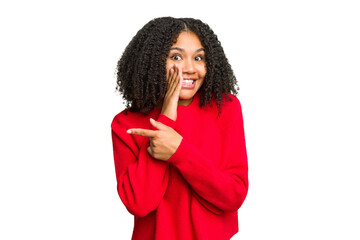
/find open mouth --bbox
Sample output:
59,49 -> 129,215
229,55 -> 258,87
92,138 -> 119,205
182,80 -> 195,84
182,79 -> 196,88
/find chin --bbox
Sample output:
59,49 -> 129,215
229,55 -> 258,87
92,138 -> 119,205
179,90 -> 197,99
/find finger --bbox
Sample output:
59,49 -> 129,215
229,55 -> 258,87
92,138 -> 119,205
147,146 -> 153,156
149,118 -> 168,131
170,65 -> 181,96
171,64 -> 178,81
167,65 -> 176,96
127,128 -> 158,137
175,66 -> 183,94
149,137 -> 154,148
166,67 -> 174,89
169,65 -> 179,96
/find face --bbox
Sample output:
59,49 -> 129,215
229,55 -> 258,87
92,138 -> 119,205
166,31 -> 206,106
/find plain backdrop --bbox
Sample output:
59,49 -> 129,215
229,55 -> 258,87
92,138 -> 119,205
1,0 -> 359,239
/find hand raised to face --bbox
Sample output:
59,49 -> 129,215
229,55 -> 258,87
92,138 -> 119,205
161,64 -> 183,122
127,118 -> 183,161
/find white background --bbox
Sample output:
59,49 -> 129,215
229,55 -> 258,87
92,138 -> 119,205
1,0 -> 359,239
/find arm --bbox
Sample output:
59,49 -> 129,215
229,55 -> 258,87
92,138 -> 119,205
111,113 -> 176,217
168,98 -> 249,214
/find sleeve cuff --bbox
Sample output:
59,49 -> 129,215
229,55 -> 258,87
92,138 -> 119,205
156,113 -> 176,129
167,137 -> 189,166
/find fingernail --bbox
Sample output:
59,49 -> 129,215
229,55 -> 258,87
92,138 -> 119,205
150,118 -> 155,123
126,129 -> 132,134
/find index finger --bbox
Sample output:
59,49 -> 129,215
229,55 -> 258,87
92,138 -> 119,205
127,128 -> 157,137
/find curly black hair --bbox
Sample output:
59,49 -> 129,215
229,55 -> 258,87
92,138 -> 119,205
116,16 -> 240,118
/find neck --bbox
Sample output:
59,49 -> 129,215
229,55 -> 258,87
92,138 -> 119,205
155,97 -> 194,110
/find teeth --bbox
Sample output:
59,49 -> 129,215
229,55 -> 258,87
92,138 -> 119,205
183,80 -> 194,84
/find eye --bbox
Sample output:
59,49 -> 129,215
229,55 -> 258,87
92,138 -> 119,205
194,55 -> 204,61
170,54 -> 182,61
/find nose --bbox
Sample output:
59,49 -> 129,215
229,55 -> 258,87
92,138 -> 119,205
181,58 -> 195,75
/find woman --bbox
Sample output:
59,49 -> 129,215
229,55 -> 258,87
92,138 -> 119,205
111,17 -> 248,240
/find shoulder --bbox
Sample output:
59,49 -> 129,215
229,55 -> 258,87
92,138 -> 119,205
111,109 -> 148,134
226,93 -> 241,106
220,93 -> 242,113
214,93 -> 243,123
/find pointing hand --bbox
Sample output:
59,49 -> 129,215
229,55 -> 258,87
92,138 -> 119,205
127,118 -> 183,161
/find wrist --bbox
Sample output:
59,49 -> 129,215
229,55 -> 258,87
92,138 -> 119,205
161,110 -> 176,121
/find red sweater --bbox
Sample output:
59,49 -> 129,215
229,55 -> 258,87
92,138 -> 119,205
111,92 -> 248,240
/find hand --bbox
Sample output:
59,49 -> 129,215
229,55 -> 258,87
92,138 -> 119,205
161,64 -> 183,121
127,118 -> 183,161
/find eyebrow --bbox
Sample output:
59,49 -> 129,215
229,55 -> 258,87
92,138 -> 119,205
169,47 -> 205,53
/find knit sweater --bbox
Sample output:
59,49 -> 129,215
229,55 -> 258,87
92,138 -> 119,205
111,92 -> 248,240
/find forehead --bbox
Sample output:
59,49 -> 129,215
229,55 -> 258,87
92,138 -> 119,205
171,32 -> 203,49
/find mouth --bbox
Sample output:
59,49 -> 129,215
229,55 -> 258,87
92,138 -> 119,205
182,80 -> 195,84
181,78 -> 197,88
182,78 -> 197,84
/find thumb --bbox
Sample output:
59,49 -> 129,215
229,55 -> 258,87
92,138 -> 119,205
149,118 -> 167,130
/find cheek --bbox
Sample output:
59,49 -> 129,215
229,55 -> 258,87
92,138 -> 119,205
166,57 -> 175,70
165,62 -> 171,72
197,66 -> 206,87
165,61 -> 173,78
198,65 -> 207,78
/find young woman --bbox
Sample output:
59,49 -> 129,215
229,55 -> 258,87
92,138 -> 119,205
111,17 -> 248,240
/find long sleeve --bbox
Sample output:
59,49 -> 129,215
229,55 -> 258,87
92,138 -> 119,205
111,113 -> 176,217
168,97 -> 248,214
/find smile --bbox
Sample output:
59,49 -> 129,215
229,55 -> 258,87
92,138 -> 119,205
182,79 -> 196,88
